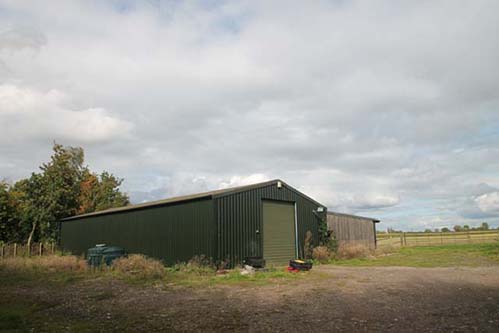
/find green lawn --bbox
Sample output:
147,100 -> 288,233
332,243 -> 499,267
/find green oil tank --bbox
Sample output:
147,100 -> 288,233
87,244 -> 126,266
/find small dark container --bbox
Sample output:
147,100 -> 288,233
87,244 -> 126,267
289,259 -> 313,271
243,256 -> 266,268
102,246 -> 126,266
87,244 -> 106,267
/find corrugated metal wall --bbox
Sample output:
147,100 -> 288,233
216,183 -> 323,265
60,199 -> 215,265
60,181 -> 325,266
327,213 -> 376,248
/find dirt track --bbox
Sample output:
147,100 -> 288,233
3,266 -> 499,332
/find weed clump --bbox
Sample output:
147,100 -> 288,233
304,231 -> 314,259
336,244 -> 372,259
112,254 -> 165,279
172,255 -> 216,275
312,246 -> 332,263
375,245 -> 397,256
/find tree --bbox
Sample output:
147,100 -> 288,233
453,225 -> 462,232
480,222 -> 489,231
424,228 -> 432,233
441,227 -> 450,232
463,225 -> 470,231
0,182 -> 18,242
16,143 -> 87,247
2,143 -> 129,246
78,171 -> 129,214
13,174 -> 52,250
0,182 -> 10,241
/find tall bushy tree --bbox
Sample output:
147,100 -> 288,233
78,170 -> 129,214
0,182 -> 18,242
11,144 -> 85,247
0,182 -> 10,241
1,143 -> 129,245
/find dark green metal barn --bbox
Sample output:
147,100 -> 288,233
60,179 -> 326,266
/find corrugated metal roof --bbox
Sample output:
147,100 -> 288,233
327,211 -> 380,223
62,179 -> 324,221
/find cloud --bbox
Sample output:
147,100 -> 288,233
0,84 -> 132,143
0,27 -> 46,51
475,192 -> 499,215
0,1 -> 499,230
350,193 -> 400,210
219,174 -> 269,189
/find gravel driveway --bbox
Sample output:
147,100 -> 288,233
2,266 -> 499,332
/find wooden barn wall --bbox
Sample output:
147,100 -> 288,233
327,214 -> 376,248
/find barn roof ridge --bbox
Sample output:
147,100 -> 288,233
62,178 -> 318,221
327,211 -> 380,223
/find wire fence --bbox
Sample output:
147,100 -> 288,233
377,230 -> 499,248
0,242 -> 58,258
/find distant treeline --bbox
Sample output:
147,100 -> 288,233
380,223 -> 496,234
0,143 -> 129,247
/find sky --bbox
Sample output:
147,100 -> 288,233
0,0 -> 498,231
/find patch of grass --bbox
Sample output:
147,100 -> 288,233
0,266 -> 88,289
330,242 -> 499,267
336,243 -> 372,259
0,296 -> 96,332
213,269 -> 306,285
0,305 -> 28,331
0,297 -> 49,331
0,255 -> 87,273
163,267 -> 307,287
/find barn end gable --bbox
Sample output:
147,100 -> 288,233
215,180 -> 326,265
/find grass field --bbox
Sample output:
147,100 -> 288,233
377,230 -> 499,248
334,242 -> 499,267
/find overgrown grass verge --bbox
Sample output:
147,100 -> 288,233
2,243 -> 498,290
0,255 -> 90,288
329,242 -> 499,267
0,254 -> 306,289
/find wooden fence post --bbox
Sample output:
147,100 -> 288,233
51,242 -> 55,255
13,243 -> 17,257
400,233 -> 403,246
403,233 -> 407,246
1,244 -> 4,259
39,243 -> 43,256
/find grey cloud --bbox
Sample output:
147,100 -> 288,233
0,27 -> 46,51
0,1 -> 499,229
